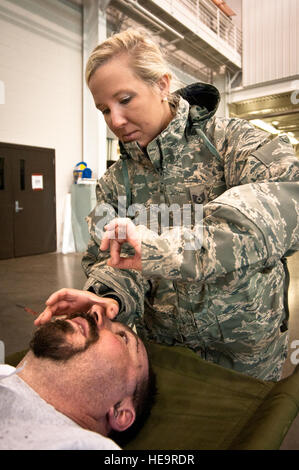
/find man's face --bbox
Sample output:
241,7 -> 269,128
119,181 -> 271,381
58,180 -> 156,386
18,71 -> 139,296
30,307 -> 149,399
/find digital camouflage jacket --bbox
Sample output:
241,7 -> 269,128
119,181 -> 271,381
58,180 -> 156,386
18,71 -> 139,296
82,83 -> 299,381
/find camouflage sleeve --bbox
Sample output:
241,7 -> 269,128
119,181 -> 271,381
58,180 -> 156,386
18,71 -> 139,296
139,123 -> 299,282
81,161 -> 151,324
206,117 -> 298,187
138,181 -> 299,282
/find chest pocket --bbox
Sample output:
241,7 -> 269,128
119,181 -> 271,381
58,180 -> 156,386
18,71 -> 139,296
188,181 -> 227,205
189,184 -> 208,204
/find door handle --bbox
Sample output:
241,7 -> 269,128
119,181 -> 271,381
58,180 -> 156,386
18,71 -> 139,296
15,200 -> 24,213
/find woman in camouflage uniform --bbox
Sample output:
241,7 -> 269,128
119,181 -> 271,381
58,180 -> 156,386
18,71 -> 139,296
39,29 -> 299,381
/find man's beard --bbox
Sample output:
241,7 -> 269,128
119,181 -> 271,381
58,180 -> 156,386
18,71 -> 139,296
30,312 -> 99,362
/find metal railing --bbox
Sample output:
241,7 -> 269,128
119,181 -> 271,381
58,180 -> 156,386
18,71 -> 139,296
155,0 -> 242,56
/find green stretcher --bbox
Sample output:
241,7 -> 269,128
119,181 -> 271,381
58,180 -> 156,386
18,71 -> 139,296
125,342 -> 299,450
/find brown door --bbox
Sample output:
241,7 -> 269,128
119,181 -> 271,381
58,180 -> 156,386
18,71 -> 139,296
0,143 -> 56,259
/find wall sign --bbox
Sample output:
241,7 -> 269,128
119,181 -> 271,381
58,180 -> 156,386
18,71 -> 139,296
31,174 -> 43,191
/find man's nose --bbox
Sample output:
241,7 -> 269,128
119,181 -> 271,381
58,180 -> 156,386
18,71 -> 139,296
89,306 -> 111,330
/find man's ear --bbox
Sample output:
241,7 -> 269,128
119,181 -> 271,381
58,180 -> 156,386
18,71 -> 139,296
107,397 -> 136,432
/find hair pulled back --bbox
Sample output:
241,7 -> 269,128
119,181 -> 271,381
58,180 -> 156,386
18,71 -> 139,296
85,28 -> 175,103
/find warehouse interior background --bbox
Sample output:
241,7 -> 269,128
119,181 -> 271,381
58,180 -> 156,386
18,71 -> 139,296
0,0 -> 299,449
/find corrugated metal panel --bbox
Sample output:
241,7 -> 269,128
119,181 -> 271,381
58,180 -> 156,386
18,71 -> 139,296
243,0 -> 299,86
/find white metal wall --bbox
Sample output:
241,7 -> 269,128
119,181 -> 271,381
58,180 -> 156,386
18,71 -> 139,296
242,0 -> 299,86
0,0 -> 83,252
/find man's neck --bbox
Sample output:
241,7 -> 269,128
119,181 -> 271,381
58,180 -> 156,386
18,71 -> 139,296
17,352 -> 108,436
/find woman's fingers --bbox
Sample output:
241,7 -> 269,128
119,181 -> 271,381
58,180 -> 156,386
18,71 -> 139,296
34,289 -> 120,325
34,306 -> 56,325
100,218 -> 142,270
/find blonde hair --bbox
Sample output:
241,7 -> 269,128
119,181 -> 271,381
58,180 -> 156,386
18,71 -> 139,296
85,28 -> 177,105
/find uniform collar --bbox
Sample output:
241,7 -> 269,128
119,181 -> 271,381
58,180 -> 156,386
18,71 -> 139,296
121,96 -> 190,165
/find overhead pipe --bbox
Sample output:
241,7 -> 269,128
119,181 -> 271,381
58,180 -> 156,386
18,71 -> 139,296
119,0 -> 185,40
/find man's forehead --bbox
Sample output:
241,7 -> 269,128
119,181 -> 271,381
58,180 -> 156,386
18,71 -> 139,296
121,323 -> 149,373
122,323 -> 141,353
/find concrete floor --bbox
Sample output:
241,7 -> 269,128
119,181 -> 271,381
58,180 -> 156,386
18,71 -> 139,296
0,250 -> 299,449
0,252 -> 86,357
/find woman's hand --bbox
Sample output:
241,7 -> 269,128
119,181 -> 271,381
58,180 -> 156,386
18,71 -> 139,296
34,288 -> 119,326
100,218 -> 142,270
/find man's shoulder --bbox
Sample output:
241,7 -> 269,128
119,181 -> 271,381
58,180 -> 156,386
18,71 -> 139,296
0,373 -> 120,450
0,364 -> 16,378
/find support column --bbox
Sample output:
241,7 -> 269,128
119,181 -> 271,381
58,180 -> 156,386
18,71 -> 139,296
83,0 -> 110,179
213,73 -> 229,118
